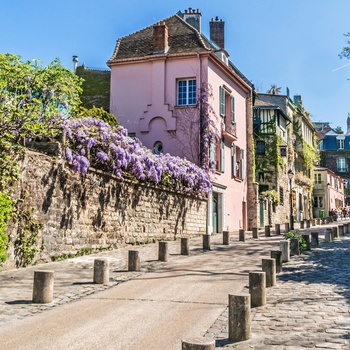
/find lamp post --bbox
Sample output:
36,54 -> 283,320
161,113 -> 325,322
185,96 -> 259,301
288,169 -> 294,230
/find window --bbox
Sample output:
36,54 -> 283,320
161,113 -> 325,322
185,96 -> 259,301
258,172 -> 265,182
256,141 -> 265,155
314,173 -> 321,183
337,158 -> 347,172
210,138 -> 225,173
313,196 -> 324,208
337,138 -> 345,149
219,86 -> 235,123
177,79 -> 196,105
279,187 -> 284,205
231,144 -> 244,180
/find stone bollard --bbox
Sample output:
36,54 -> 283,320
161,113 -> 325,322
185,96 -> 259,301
301,234 -> 310,251
252,227 -> 259,239
181,338 -> 215,350
290,238 -> 300,256
128,250 -> 140,271
339,225 -> 344,237
264,225 -> 271,237
158,241 -> 168,262
93,259 -> 109,284
300,220 -> 305,229
332,226 -> 338,239
181,237 -> 190,255
311,232 -> 319,247
325,229 -> 332,242
271,250 -> 282,273
249,271 -> 266,307
347,222 -> 350,233
279,240 -> 290,262
239,229 -> 245,242
223,231 -> 230,245
284,222 -> 290,233
343,224 -> 348,235
32,270 -> 54,304
322,218 -> 326,225
275,224 -> 281,235
203,234 -> 211,251
262,258 -> 276,287
306,220 -> 311,228
312,219 -> 316,226
228,294 -> 251,342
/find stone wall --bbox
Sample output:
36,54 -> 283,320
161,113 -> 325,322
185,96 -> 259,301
5,151 -> 207,267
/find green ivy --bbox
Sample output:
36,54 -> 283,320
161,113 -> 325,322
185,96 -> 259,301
0,192 -> 14,265
260,189 -> 279,204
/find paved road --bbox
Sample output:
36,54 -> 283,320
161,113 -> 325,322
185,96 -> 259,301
0,222 -> 349,349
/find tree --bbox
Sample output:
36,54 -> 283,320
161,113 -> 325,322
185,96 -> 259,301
79,106 -> 119,127
0,53 -> 83,143
339,33 -> 350,59
335,126 -> 343,134
267,85 -> 281,95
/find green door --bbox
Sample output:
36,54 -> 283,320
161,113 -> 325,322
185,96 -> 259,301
259,202 -> 264,228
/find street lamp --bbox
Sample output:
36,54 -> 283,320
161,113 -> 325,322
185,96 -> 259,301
288,169 -> 294,230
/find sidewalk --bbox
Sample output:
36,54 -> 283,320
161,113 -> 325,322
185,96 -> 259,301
0,221 -> 349,349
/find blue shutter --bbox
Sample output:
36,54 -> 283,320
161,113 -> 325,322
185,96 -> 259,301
232,144 -> 237,177
230,96 -> 235,123
220,138 -> 225,173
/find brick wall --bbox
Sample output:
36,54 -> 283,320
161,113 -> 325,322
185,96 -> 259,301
5,151 -> 207,267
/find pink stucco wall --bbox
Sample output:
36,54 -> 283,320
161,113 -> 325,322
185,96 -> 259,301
110,54 -> 250,231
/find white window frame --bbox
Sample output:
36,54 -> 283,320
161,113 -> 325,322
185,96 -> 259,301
177,79 -> 197,106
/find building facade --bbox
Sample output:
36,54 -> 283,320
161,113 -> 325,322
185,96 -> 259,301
107,9 -> 255,232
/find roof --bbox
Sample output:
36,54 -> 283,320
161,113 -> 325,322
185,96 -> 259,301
109,15 -> 213,61
253,99 -> 291,123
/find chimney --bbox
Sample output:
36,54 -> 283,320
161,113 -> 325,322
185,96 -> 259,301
210,17 -> 225,49
72,55 -> 78,72
153,21 -> 169,54
183,7 -> 202,32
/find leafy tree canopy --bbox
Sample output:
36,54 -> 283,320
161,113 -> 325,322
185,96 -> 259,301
339,33 -> 350,59
79,106 -> 119,127
267,85 -> 282,95
0,53 -> 83,143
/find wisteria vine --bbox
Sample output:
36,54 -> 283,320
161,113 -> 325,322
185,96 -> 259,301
61,117 -> 212,198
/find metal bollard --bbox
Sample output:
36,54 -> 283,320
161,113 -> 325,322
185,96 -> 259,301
223,231 -> 230,245
158,241 -> 168,262
239,229 -> 245,242
271,250 -> 282,273
181,237 -> 190,255
252,227 -> 259,239
249,271 -> 266,307
94,259 -> 109,284
262,258 -> 276,287
128,250 -> 140,271
228,294 -> 251,342
32,270 -> 54,304
279,240 -> 290,262
203,234 -> 211,251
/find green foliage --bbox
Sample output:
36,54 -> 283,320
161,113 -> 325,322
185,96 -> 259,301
0,192 -> 14,264
260,189 -> 279,203
283,229 -> 307,251
339,32 -> 350,60
79,106 -> 119,127
0,53 -> 83,142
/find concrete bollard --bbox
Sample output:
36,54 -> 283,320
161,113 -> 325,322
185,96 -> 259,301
284,222 -> 290,233
239,229 -> 245,242
32,270 -> 54,304
311,232 -> 319,247
279,240 -> 290,262
343,224 -> 348,235
93,259 -> 109,284
332,226 -> 338,239
271,250 -> 282,273
262,258 -> 276,287
203,234 -> 211,251
302,234 -> 311,251
321,218 -> 326,225
223,231 -> 230,245
128,250 -> 140,271
300,220 -> 305,229
325,229 -> 332,242
181,338 -> 215,350
228,294 -> 251,342
264,225 -> 271,237
249,271 -> 266,307
312,219 -> 316,226
339,225 -> 344,237
290,238 -> 300,256
306,220 -> 311,228
252,227 -> 259,239
275,224 -> 281,235
181,237 -> 190,255
158,241 -> 168,262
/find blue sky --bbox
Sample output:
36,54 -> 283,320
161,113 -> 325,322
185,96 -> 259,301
2,0 -> 350,130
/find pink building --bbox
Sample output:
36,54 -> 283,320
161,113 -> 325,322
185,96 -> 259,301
108,9 -> 255,232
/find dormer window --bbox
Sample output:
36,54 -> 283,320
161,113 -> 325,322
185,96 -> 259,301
336,134 -> 345,149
